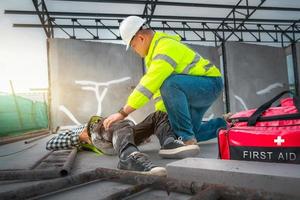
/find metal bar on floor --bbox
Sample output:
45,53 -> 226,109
0,148 -> 77,180
0,167 -> 295,200
101,184 -> 152,200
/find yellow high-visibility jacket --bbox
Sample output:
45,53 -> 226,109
127,32 -> 222,112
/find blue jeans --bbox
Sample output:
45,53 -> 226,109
160,74 -> 227,142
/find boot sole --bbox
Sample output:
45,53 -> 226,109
159,145 -> 200,159
145,167 -> 167,176
118,166 -> 167,176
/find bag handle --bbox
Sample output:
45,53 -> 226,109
247,90 -> 300,126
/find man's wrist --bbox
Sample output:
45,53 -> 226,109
118,108 -> 128,117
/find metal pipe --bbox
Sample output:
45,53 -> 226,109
0,169 -> 104,200
9,80 -> 24,129
60,148 -> 77,176
101,184 -> 151,200
0,167 -> 296,200
188,186 -> 221,200
24,133 -> 51,144
0,169 -> 62,181
0,130 -> 49,145
221,42 -> 230,113
291,42 -> 299,96
29,150 -> 53,169
0,149 -> 77,180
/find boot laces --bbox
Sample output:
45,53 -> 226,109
175,136 -> 185,145
131,152 -> 153,169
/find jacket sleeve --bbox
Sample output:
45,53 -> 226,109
46,125 -> 85,150
127,40 -> 182,109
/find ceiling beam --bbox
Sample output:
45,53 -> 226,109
4,10 -> 298,24
12,23 -> 298,34
47,0 -> 300,12
142,0 -> 157,24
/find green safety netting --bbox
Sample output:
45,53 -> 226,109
0,94 -> 48,137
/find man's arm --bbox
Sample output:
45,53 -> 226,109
46,125 -> 86,150
102,105 -> 135,130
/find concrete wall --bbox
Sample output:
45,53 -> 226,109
224,42 -> 289,113
48,39 -> 226,129
189,44 -> 224,119
48,39 -> 291,128
48,39 -> 154,128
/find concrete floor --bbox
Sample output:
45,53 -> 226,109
0,134 -> 299,199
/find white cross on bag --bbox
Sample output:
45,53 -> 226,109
274,136 -> 285,146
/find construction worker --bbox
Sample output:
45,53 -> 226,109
46,111 -> 200,175
103,16 -> 227,145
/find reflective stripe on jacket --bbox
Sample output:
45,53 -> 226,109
127,32 -> 222,112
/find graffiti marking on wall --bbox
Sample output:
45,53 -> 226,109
75,77 -> 131,115
256,83 -> 284,95
59,105 -> 81,125
234,95 -> 248,110
59,77 -> 132,125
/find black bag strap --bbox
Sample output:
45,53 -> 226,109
247,90 -> 300,126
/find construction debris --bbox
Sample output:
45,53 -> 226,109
0,148 -> 77,180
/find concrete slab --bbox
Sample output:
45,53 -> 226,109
129,189 -> 191,200
2,134 -> 300,199
0,135 -> 53,170
38,180 -> 133,200
166,158 -> 300,197
0,135 -> 217,195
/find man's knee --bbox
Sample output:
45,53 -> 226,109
112,126 -> 135,153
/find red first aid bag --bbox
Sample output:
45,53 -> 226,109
218,91 -> 300,164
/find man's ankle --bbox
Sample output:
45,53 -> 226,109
120,145 -> 139,159
184,138 -> 197,145
162,137 -> 176,146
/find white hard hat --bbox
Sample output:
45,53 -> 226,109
119,16 -> 146,50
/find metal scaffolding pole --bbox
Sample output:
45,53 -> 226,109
291,42 -> 300,95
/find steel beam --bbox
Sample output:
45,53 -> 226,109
5,10 -> 299,24
221,42 -> 230,113
32,0 -> 54,38
291,43 -> 300,96
47,0 -> 300,12
142,0 -> 157,24
5,1 -> 300,45
12,23 -> 298,33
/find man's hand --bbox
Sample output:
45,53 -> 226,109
79,128 -> 92,144
103,112 -> 125,130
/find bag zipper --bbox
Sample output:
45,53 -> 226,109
230,113 -> 300,123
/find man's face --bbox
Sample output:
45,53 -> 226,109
130,33 -> 148,58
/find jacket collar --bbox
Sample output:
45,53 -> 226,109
145,32 -> 181,67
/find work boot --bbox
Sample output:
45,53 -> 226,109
118,152 -> 167,176
159,137 -> 200,159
